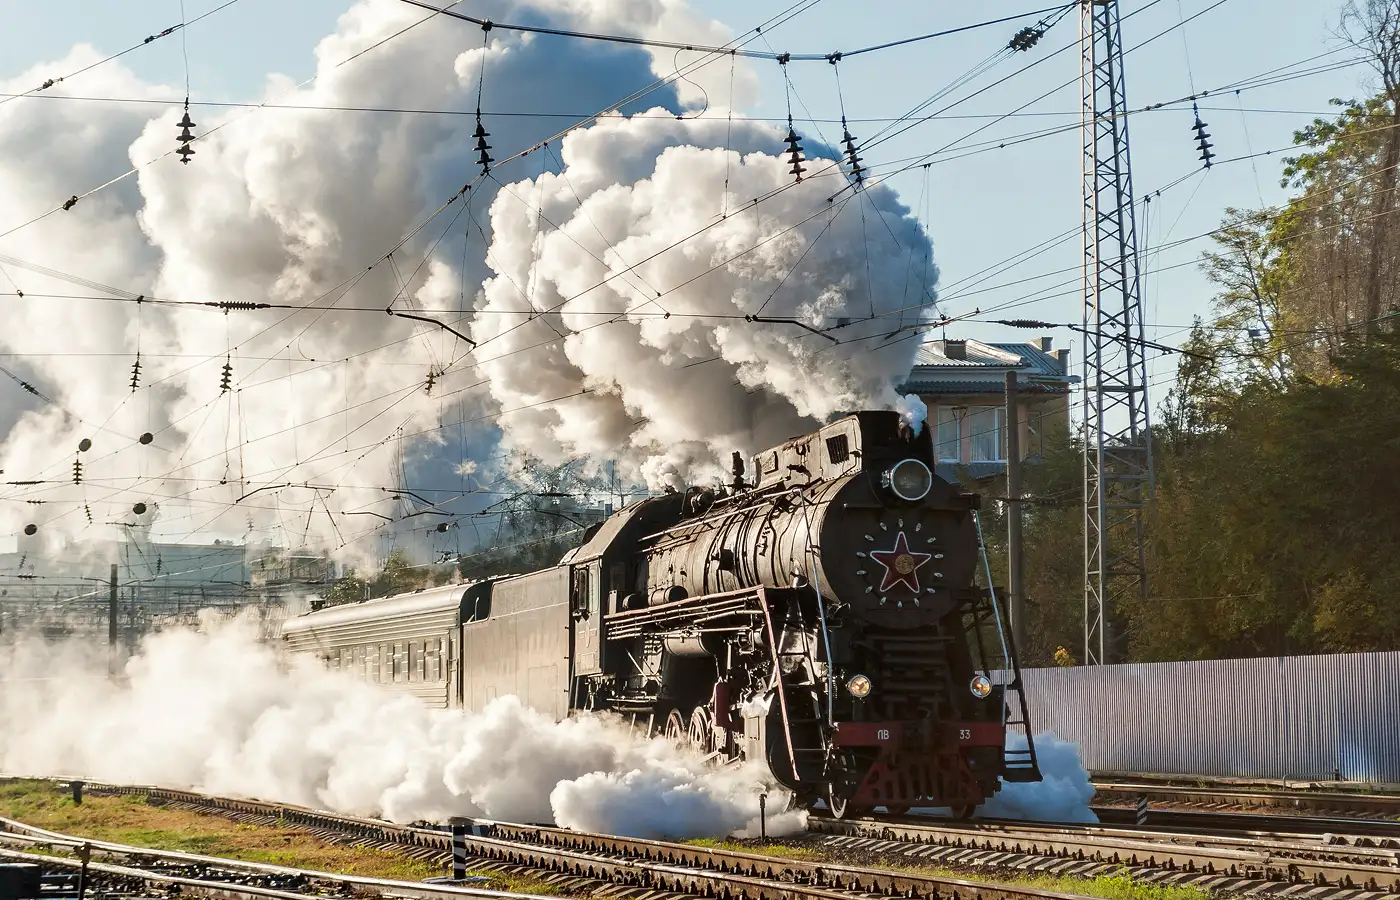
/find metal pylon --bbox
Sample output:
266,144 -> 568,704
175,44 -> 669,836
1080,0 -> 1152,666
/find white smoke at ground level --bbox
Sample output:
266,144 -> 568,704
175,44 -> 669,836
0,614 -> 802,839
907,732 -> 1098,823
977,731 -> 1098,823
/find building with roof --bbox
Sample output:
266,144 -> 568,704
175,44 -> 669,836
901,337 -> 1078,482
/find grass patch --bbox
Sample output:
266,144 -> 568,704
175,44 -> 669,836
902,863 -> 1213,900
686,838 -> 822,860
687,834 -> 1210,900
0,779 -> 548,888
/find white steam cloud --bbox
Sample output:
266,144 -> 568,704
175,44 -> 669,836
977,732 -> 1098,823
0,0 -> 938,561
0,614 -> 806,840
473,113 -> 938,489
905,732 -> 1098,823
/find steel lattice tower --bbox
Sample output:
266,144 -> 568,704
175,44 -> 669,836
1080,0 -> 1153,666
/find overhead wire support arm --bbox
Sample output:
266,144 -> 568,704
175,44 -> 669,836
744,315 -> 839,343
396,0 -> 1077,62
386,309 -> 477,346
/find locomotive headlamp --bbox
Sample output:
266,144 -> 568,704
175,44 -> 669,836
846,674 -> 873,698
883,458 -> 933,502
969,674 -> 993,699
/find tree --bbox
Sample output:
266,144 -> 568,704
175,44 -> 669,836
322,570 -> 367,607
369,549 -> 422,598
455,454 -> 616,582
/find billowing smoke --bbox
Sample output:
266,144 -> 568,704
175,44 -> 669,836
0,0 -> 938,563
0,614 -> 807,840
473,112 -> 938,489
977,732 -> 1098,823
895,394 -> 929,438
906,732 -> 1098,823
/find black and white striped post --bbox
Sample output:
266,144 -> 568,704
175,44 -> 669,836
1135,795 -> 1148,826
451,825 -> 467,880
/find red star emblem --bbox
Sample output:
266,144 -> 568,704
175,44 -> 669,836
869,531 -> 933,594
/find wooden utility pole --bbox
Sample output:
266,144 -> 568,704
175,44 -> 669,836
1005,372 -> 1026,652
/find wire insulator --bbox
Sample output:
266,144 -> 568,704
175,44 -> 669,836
1009,26 -> 1044,51
784,122 -> 806,183
72,458 -> 82,485
130,354 -> 142,392
220,357 -> 233,393
474,116 -> 493,177
213,301 -> 271,310
176,103 -> 197,166
842,124 -> 865,188
1192,104 -> 1215,169
425,369 -> 437,395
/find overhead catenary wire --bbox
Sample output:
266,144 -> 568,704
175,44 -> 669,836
0,0 -> 1377,562
394,0 -> 1075,62
0,0 -> 243,110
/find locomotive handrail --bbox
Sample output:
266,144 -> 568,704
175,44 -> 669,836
792,486 -> 836,727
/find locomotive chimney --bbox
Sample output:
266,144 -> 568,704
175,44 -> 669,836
730,451 -> 747,490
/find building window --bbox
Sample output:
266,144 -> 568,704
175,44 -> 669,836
936,408 -> 960,462
969,406 -> 1007,462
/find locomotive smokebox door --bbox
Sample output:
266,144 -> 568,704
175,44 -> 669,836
572,560 -> 602,676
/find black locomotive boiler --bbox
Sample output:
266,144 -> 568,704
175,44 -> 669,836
282,411 -> 1042,816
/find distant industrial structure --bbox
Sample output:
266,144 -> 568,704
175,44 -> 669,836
0,538 -> 334,646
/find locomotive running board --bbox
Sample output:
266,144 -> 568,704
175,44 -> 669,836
603,587 -> 768,641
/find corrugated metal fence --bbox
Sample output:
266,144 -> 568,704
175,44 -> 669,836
1016,652 -> 1400,783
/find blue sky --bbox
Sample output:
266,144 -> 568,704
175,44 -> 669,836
1,0 -> 1368,405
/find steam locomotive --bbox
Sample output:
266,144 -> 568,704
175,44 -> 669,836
281,411 -> 1042,817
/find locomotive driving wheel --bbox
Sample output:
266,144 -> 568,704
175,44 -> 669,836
825,749 -> 871,820
663,709 -> 687,743
687,707 -> 714,755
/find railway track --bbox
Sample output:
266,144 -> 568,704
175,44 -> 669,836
7,780 -> 1399,900
807,813 -> 1400,897
4,782 -> 1100,900
1091,781 -> 1400,822
83,783 -> 1400,899
0,818 -> 543,900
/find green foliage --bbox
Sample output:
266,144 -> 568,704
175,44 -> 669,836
1012,59 -> 1400,662
322,571 -> 368,606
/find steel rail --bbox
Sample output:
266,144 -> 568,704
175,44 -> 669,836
1091,781 -> 1400,819
1092,805 -> 1400,839
805,814 -> 1400,895
10,778 -> 1398,898
0,818 -> 536,900
68,784 -> 1103,900
0,847 -> 348,900
128,784 -> 1400,896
